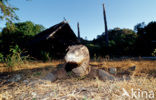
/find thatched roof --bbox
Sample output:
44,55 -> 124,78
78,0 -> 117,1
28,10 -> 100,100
30,21 -> 79,45
28,21 -> 80,59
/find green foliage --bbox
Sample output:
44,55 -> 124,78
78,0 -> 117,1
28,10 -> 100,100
41,51 -> 51,62
86,28 -> 137,57
85,43 -> 101,57
4,45 -> 28,67
2,21 -> 45,36
0,0 -> 31,22
10,45 -> 21,54
14,21 -> 45,36
152,49 -> 156,56
0,0 -> 19,22
134,22 -> 145,32
0,21 -> 45,55
135,21 -> 156,56
0,53 -> 4,62
109,40 -> 116,47
83,21 -> 156,57
107,28 -> 136,49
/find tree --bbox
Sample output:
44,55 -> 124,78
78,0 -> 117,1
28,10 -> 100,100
107,28 -> 136,56
0,21 -> 45,55
0,0 -> 31,22
13,21 -> 45,36
0,0 -> 19,22
134,22 -> 145,32
89,28 -> 137,57
135,21 -> 156,56
2,21 -> 44,36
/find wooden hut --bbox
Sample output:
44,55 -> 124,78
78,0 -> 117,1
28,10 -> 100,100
28,21 -> 80,59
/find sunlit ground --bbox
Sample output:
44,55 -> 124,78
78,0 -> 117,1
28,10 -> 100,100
0,59 -> 156,100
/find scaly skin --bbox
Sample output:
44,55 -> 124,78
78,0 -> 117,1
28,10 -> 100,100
65,45 -> 90,76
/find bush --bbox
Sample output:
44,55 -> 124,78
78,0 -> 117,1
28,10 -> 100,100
1,21 -> 45,55
0,53 -> 4,62
5,45 -> 29,67
152,49 -> 156,56
41,51 -> 51,62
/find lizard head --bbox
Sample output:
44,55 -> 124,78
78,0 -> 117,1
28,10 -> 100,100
65,45 -> 89,64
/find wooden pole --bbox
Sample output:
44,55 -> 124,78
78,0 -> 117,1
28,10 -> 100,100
103,3 -> 109,47
77,22 -> 81,41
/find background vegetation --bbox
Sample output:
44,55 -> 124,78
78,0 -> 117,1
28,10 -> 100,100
0,0 -> 156,62
82,21 -> 156,58
0,20 -> 155,62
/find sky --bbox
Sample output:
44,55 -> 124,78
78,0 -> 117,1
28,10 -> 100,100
1,0 -> 156,40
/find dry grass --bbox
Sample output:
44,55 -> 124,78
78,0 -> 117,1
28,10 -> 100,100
91,59 -> 156,76
0,59 -> 156,100
0,77 -> 156,100
0,60 -> 63,73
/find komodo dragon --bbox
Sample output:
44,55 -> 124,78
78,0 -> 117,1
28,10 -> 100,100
44,45 -> 133,82
65,45 -> 91,76
44,45 -> 91,81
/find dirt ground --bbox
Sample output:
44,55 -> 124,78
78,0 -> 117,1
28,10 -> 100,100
0,59 -> 156,100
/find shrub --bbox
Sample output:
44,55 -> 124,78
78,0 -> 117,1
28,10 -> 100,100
5,45 -> 29,67
152,49 -> 156,56
41,51 -> 51,62
0,53 -> 4,62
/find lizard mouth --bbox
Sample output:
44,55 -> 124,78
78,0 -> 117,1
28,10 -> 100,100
65,62 -> 79,72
